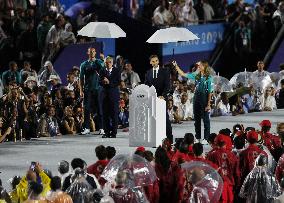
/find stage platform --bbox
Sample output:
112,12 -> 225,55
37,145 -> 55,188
0,110 -> 283,189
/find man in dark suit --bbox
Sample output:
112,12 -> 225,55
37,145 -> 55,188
145,55 -> 173,142
100,56 -> 121,138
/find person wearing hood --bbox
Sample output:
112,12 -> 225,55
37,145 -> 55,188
272,2 -> 284,34
60,23 -> 76,47
38,61 -> 61,86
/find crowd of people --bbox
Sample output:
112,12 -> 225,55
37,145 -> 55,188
1,121 -> 284,202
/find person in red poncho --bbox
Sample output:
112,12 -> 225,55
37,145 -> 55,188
183,133 -> 195,158
87,145 -> 109,179
155,146 -> 184,203
172,142 -> 193,164
207,135 -> 240,203
239,130 -> 267,184
259,120 -> 281,152
162,138 -> 175,160
191,143 -> 218,170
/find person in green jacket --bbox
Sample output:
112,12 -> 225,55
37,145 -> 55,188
173,60 -> 213,144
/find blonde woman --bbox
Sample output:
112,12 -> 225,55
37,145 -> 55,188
173,61 -> 213,144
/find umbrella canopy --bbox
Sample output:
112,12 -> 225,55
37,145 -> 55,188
146,27 -> 199,43
101,154 -> 157,188
251,74 -> 273,91
77,22 -> 126,38
213,76 -> 233,92
230,71 -> 253,88
181,161 -> 223,203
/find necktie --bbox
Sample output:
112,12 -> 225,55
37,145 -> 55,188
154,69 -> 157,79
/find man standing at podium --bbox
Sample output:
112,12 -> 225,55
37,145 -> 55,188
145,55 -> 173,142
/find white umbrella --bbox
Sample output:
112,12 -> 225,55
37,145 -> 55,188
146,27 -> 199,43
77,22 -> 126,38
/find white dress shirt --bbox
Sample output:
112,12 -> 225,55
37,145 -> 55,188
153,66 -> 159,79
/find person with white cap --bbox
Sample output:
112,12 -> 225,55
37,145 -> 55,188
48,74 -> 61,100
38,61 -> 61,86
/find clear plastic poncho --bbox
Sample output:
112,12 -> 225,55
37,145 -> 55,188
213,76 -> 233,92
66,168 -> 94,203
181,161 -> 223,203
230,71 -> 253,88
239,155 -> 281,203
251,74 -> 273,92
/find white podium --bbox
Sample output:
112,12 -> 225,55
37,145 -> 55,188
129,84 -> 166,147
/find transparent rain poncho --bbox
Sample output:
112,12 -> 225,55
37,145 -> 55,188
251,74 -> 273,92
66,168 -> 94,203
230,71 -> 253,88
213,76 -> 233,92
181,161 -> 223,203
101,154 -> 157,203
239,155 -> 281,203
269,72 -> 281,86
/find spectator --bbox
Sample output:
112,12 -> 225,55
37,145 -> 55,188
260,87 -> 277,111
38,61 -> 61,86
242,86 -> 257,113
60,23 -> 76,47
0,116 -> 12,143
234,21 -> 252,69
176,92 -> 193,120
42,14 -> 65,63
37,13 -> 52,53
275,178 -> 284,203
217,92 -> 231,116
2,61 -> 21,87
231,95 -> 245,116
73,107 -> 84,134
87,145 -> 109,179
37,105 -> 61,137
272,1 -> 284,34
120,60 -> 141,89
61,106 -> 76,135
20,61 -> 37,84
252,61 -> 270,78
167,99 -> 182,123
152,0 -> 174,26
276,79 -> 284,109
46,176 -> 72,202
76,9 -> 85,29
17,21 -> 38,63
106,146 -> 116,160
203,0 -> 215,22
171,0 -> 184,26
182,1 -> 199,25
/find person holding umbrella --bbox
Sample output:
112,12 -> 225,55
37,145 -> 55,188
173,60 -> 213,144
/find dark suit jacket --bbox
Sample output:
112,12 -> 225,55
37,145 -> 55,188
99,67 -> 121,89
144,67 -> 170,97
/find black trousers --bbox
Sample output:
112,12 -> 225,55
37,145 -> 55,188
193,94 -> 210,140
102,87 -> 119,136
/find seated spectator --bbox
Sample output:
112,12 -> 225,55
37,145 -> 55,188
120,60 -> 141,89
106,146 -> 116,160
242,87 -> 255,113
37,105 -> 61,137
173,84 -> 184,105
60,23 -> 76,47
0,116 -> 12,143
66,72 -> 80,96
276,79 -> 284,109
260,87 -> 277,111
217,92 -> 231,116
167,99 -> 182,123
61,106 -> 76,135
87,145 -> 109,179
118,97 -> 129,129
48,75 -> 61,100
73,107 -> 84,133
38,61 -> 61,86
176,92 -> 193,120
24,181 -> 48,203
2,61 -> 21,88
231,95 -> 245,116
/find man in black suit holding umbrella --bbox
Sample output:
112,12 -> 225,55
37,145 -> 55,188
100,56 -> 121,138
145,55 -> 173,142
